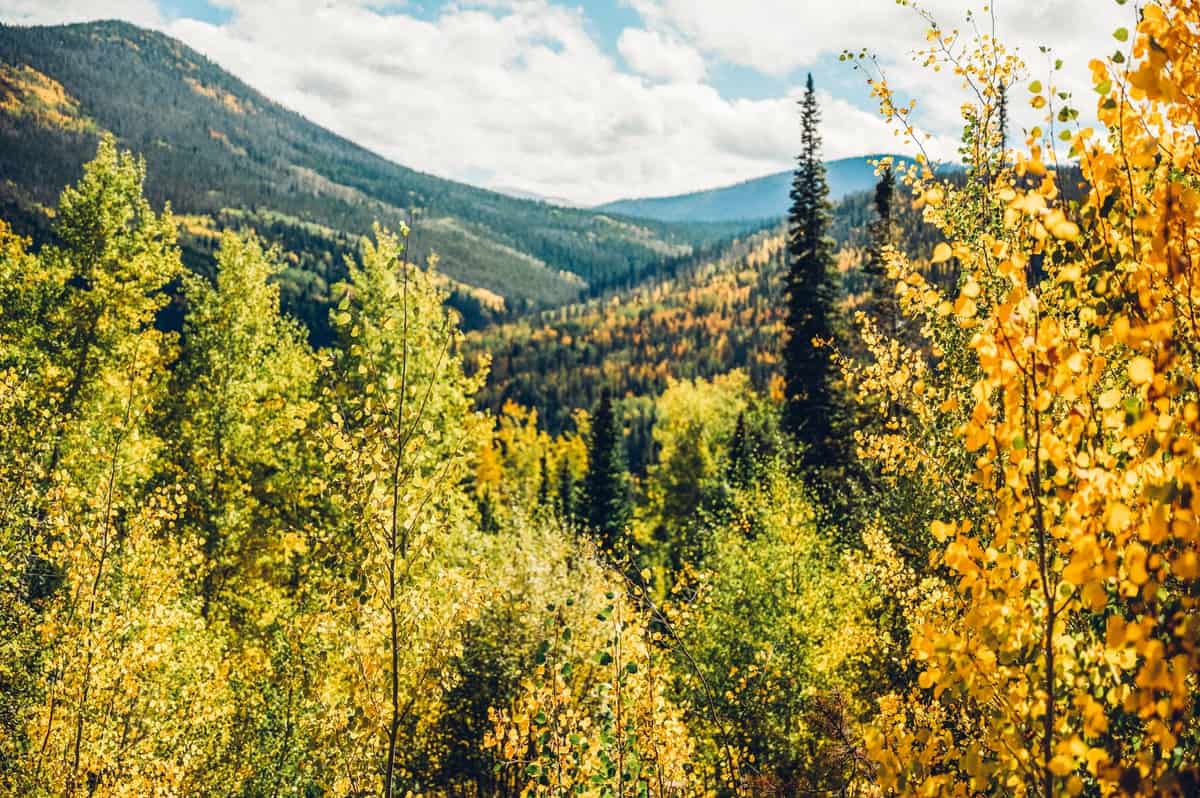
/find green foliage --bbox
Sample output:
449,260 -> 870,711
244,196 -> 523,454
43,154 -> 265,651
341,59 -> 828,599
10,11 -> 1179,797
582,391 -> 632,553
637,373 -> 754,576
783,75 -> 838,466
669,466 -> 883,795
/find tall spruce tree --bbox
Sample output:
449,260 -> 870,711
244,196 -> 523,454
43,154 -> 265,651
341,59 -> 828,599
557,456 -> 575,521
726,411 -> 754,489
582,390 -> 630,552
783,74 -> 837,466
865,163 -> 899,335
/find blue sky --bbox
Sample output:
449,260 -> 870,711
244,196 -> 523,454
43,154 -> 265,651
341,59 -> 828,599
1,0 -> 1134,204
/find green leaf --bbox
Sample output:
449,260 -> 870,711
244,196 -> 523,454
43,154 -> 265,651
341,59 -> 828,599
1028,80 -> 1042,93
1113,27 -> 1128,42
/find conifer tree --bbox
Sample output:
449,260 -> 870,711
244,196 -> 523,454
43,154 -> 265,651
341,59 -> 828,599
537,452 -> 551,509
865,164 -> 899,334
782,74 -> 837,466
726,411 -> 753,488
557,456 -> 575,521
582,390 -> 630,552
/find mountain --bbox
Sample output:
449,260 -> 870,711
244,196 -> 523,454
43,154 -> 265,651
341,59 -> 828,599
595,155 -> 917,223
470,179 -> 947,438
0,20 -> 752,339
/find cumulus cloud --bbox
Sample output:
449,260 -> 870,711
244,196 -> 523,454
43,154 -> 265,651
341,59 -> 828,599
627,0 -> 1130,77
0,0 -> 162,26
617,27 -> 706,83
0,0 -> 1134,204
629,0 -> 1136,148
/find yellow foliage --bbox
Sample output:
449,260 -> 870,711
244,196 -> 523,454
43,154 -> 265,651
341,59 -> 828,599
853,2 -> 1200,795
0,63 -> 96,132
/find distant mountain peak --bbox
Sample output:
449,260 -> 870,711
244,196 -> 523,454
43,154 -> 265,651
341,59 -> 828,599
595,155 -> 918,224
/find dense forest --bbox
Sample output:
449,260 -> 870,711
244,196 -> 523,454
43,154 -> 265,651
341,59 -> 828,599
469,174 -> 948,440
1,2 -> 1199,798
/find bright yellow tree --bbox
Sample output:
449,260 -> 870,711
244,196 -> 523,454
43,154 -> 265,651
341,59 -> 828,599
857,3 -> 1200,796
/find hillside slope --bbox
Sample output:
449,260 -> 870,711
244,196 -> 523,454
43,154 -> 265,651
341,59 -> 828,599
469,179 -> 948,437
0,20 -> 750,336
596,155 -> 916,223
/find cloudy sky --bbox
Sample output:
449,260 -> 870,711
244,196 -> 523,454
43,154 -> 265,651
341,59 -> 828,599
1,0 -> 1135,205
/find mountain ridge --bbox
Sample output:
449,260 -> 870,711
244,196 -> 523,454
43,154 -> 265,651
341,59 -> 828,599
0,19 -> 754,338
595,154 -> 918,223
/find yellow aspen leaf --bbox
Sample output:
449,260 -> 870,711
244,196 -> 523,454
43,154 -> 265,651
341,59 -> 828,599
930,520 -> 955,542
955,295 -> 977,319
932,242 -> 953,263
1050,218 -> 1080,240
1081,580 -> 1108,611
1128,356 -> 1154,384
1107,502 -> 1131,532
1098,388 -> 1122,409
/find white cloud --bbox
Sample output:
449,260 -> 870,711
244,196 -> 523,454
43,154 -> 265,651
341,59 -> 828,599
628,0 -> 1130,78
629,0 -> 1137,148
0,0 -> 1135,204
617,27 -> 706,83
0,0 -> 163,26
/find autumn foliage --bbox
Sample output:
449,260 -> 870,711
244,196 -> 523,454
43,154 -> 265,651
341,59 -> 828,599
850,2 -> 1200,795
2,2 -> 1199,797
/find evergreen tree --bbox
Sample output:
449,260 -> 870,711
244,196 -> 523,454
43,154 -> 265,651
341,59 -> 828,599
727,411 -> 753,488
537,452 -> 551,509
556,457 -> 575,521
582,391 -> 630,552
782,74 -> 837,467
865,164 -> 899,335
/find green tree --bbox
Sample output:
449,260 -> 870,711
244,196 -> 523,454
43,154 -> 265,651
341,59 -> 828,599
581,390 -> 630,553
865,163 -> 899,334
167,230 -> 321,615
782,74 -> 838,467
726,411 -> 753,489
322,227 -> 488,797
162,230 -> 336,794
557,455 -> 576,521
0,137 -> 237,796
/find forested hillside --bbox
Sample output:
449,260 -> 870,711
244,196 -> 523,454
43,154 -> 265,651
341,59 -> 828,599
1,3 -> 1198,798
0,20 -> 754,338
471,179 -> 944,439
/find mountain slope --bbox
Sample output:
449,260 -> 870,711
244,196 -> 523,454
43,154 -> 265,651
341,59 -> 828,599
469,179 -> 946,437
0,20 -> 751,337
596,155 -> 916,223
